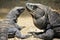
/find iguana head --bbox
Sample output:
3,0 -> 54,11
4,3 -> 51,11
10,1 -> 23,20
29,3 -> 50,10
26,3 -> 41,11
26,3 -> 48,11
26,3 -> 50,29
26,3 -> 49,19
12,7 -> 25,17
6,7 -> 25,23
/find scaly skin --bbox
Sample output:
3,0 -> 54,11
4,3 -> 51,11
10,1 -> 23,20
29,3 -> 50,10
26,3 -> 60,40
0,7 -> 31,40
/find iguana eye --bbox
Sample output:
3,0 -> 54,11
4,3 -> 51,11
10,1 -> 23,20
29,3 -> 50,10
28,5 -> 33,8
33,5 -> 37,10
30,5 -> 33,7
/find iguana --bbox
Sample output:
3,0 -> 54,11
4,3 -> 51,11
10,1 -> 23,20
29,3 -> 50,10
0,7 -> 31,40
26,3 -> 60,40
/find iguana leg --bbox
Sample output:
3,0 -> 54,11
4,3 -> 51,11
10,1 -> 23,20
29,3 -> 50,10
8,28 -> 17,38
28,32 -> 44,35
31,29 -> 54,40
15,30 -> 31,39
8,26 -> 25,38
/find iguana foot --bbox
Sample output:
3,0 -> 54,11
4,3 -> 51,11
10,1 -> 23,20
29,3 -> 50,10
28,32 -> 44,35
